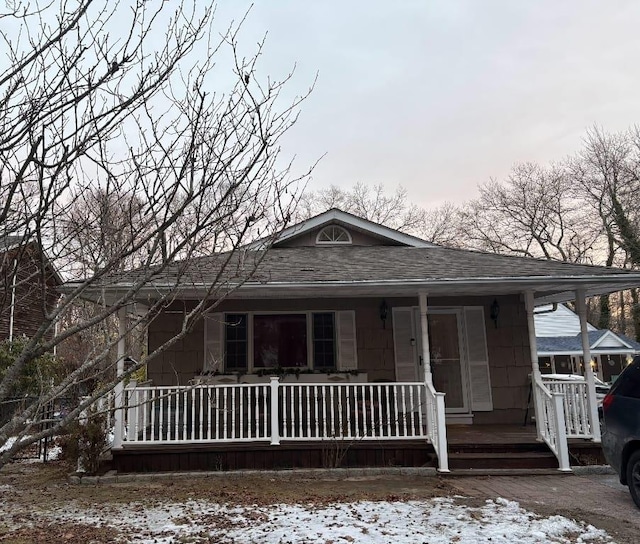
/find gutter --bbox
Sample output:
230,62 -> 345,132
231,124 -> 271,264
61,273 -> 640,293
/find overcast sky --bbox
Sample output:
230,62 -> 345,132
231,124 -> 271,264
216,1 -> 640,208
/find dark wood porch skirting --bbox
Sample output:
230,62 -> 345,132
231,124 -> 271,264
111,425 -> 607,473
112,440 -> 438,473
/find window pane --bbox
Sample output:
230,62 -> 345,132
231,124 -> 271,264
539,356 -> 552,374
225,314 -> 247,371
254,314 -> 307,368
313,313 -> 335,369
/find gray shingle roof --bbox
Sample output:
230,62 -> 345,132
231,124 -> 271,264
537,331 -> 640,353
110,246 -> 639,286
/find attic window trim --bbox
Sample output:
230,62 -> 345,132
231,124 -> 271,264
315,225 -> 352,245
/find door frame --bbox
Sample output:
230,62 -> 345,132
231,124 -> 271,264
414,307 -> 471,415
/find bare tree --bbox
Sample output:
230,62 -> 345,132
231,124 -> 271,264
298,182 -> 426,233
458,162 -> 600,263
0,0 -> 313,466
568,126 -> 640,329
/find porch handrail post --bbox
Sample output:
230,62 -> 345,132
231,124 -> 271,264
113,307 -> 126,449
435,392 -> 449,472
269,376 -> 280,446
524,290 -> 543,441
575,290 -> 601,442
551,391 -> 571,471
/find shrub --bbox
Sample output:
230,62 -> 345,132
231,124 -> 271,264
60,408 -> 108,475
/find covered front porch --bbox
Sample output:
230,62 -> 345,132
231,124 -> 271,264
106,260 -> 640,473
113,344 -> 597,472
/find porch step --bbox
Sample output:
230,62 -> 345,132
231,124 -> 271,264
443,468 -> 569,477
448,451 -> 558,470
448,443 -> 558,470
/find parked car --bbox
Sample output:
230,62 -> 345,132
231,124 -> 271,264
602,356 -> 640,509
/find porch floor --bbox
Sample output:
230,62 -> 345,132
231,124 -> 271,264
448,424 -> 538,444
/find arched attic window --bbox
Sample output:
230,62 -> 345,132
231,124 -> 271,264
315,225 -> 352,245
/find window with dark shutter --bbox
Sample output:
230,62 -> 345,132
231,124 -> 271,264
225,314 -> 248,371
313,313 -> 335,369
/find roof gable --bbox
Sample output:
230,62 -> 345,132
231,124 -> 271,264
249,209 -> 435,249
591,330 -> 633,349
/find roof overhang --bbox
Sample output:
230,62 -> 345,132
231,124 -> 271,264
63,272 -> 640,306
538,349 -> 639,356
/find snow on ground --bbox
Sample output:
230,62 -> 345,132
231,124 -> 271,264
0,436 -> 17,452
9,496 -> 612,543
0,436 -> 61,461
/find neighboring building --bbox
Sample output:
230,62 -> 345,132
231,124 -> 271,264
0,237 -> 61,342
69,209 -> 640,472
535,303 -> 640,382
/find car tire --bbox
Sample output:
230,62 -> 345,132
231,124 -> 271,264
626,450 -> 640,509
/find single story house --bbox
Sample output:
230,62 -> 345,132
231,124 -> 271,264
75,209 -> 640,473
535,303 -> 640,382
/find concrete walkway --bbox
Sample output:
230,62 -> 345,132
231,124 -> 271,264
450,473 -> 640,541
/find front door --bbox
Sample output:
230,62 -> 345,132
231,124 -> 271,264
415,309 -> 469,414
392,307 -> 470,414
422,310 -> 469,413
393,306 -> 493,415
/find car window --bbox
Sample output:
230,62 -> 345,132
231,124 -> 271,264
610,360 -> 640,399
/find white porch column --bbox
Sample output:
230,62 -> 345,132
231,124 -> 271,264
575,290 -> 602,442
418,291 -> 433,386
113,307 -> 127,449
524,291 -> 543,440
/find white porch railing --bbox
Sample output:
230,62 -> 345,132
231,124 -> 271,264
533,375 -> 570,471
116,379 -> 432,446
541,377 -> 592,439
424,380 -> 449,472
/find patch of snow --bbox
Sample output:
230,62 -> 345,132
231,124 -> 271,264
1,435 -> 61,463
0,436 -> 17,453
43,443 -> 61,461
24,497 -> 612,543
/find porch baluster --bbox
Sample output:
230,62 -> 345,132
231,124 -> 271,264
385,384 -> 391,437
338,388 -> 346,438
198,387 -> 203,440
283,386 -> 290,438
321,385 -> 328,438
368,384 -> 375,436
232,387 -> 237,440
305,385 -> 311,438
401,386 -> 408,436
181,389 -> 187,440
270,377 -> 280,445
313,385 -> 320,438
416,385 -> 424,435
142,389 -> 148,441
222,388 -> 228,440
409,386 -> 416,436
346,386 -> 353,438
149,389 -> 156,442
158,389 -> 164,441
393,386 -> 400,437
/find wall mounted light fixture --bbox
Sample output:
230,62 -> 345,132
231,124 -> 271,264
379,299 -> 389,329
490,298 -> 500,329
